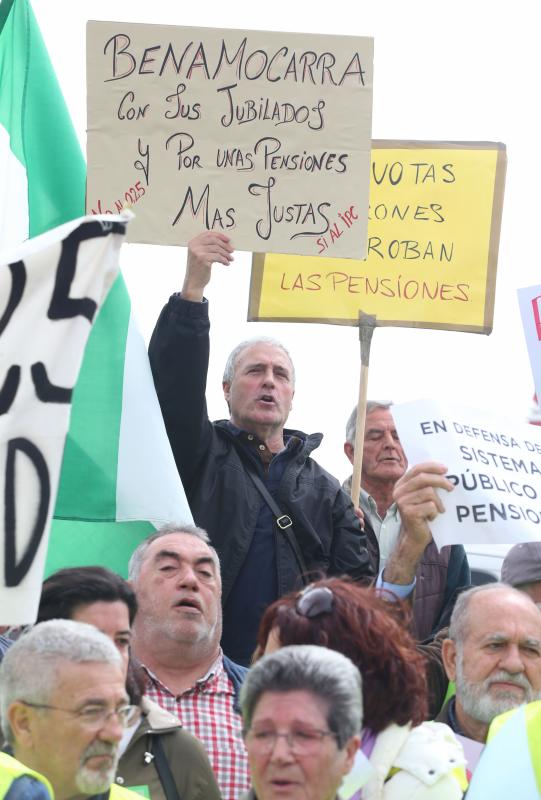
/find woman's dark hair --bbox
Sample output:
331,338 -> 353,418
256,578 -> 428,733
37,566 -> 137,624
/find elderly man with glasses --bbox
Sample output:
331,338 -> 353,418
0,619 -> 142,800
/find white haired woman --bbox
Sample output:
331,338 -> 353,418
239,644 -> 362,800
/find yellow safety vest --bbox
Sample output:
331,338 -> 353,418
0,751 -> 53,797
110,784 -> 146,799
0,751 -> 141,800
488,700 -> 541,795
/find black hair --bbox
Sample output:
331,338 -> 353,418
37,566 -> 137,625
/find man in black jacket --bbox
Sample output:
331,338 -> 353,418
148,231 -> 374,665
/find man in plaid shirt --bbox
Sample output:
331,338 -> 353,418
130,525 -> 250,800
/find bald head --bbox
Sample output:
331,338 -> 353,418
449,583 -> 541,645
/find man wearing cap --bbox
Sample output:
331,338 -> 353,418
501,541 -> 541,605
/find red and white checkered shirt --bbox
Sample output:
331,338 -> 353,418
143,653 -> 250,800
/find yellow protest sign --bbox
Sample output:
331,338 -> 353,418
249,141 -> 506,333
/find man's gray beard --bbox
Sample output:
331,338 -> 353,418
75,741 -> 120,794
455,651 -> 537,725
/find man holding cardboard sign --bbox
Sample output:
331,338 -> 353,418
149,231 -> 374,666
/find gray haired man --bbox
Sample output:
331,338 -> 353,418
148,231 -> 374,667
438,583 -> 541,742
344,401 -> 470,639
0,619 -> 141,800
129,525 -> 250,800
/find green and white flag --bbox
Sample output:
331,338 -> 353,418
0,0 -> 192,580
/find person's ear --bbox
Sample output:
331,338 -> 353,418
222,381 -> 231,402
344,442 -> 355,465
442,638 -> 458,681
342,735 -> 361,773
8,701 -> 35,748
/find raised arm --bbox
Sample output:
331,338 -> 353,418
180,231 -> 234,302
148,232 -> 234,488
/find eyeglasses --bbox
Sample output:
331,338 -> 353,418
245,728 -> 334,756
295,585 -> 334,618
21,701 -> 141,729
245,727 -> 336,755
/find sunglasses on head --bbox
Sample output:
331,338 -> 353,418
295,585 -> 334,618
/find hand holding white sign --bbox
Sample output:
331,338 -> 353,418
394,462 -> 454,531
383,462 -> 454,583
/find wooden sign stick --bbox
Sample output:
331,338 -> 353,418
350,312 -> 377,507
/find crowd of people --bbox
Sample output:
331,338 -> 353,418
1,231 -> 541,799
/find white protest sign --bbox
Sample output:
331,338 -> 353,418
0,215 -> 125,624
518,284 -> 541,404
392,399 -> 541,547
86,22 -> 373,257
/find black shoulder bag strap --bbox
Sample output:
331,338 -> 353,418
152,734 -> 181,800
245,467 -> 310,585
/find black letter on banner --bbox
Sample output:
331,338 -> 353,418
48,226 -> 99,322
31,363 -> 72,403
0,261 -> 26,335
0,262 -> 26,413
0,366 -> 21,414
4,437 -> 50,587
47,228 -> 97,322
47,220 -> 126,323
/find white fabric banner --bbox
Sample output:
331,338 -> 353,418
0,215 -> 125,623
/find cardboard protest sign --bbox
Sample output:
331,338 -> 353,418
0,215 -> 125,624
391,399 -> 541,548
518,285 -> 541,404
86,21 -> 373,257
249,141 -> 506,333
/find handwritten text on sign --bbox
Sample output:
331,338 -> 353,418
249,142 -> 506,332
86,22 -> 373,257
392,399 -> 541,549
0,217 -> 123,624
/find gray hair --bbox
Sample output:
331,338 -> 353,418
0,619 -> 121,745
449,582 -> 539,646
128,523 -> 221,582
223,337 -> 295,385
240,644 -> 362,748
345,401 -> 393,445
